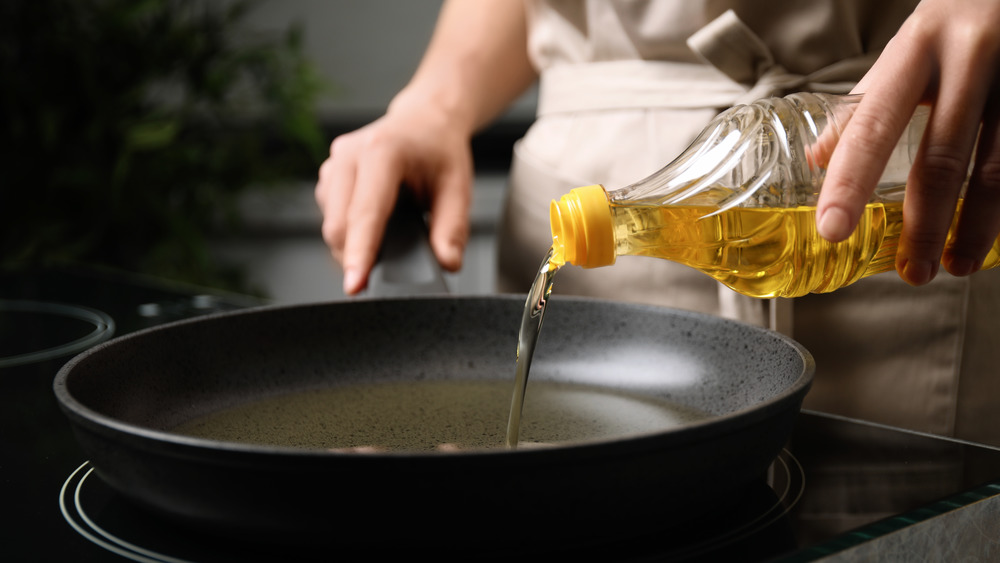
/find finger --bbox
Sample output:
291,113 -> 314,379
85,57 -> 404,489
427,165 -> 472,272
896,61 -> 993,284
817,41 -> 930,243
316,137 -> 359,264
341,143 -> 405,295
805,94 -> 859,171
943,101 -> 1000,275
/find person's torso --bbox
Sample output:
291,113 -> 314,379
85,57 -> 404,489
525,0 -> 919,74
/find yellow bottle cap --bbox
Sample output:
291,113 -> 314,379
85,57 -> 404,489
549,184 -> 615,268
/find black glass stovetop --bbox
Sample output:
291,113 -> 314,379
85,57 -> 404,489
4,267 -> 1000,562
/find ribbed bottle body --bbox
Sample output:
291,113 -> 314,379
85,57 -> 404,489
609,198 -> 1000,298
549,93 -> 999,297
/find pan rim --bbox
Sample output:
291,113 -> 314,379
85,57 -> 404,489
53,294 -> 815,462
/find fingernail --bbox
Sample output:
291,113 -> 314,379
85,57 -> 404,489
945,256 -> 978,277
443,242 -> 463,271
818,208 -> 852,241
900,258 -> 936,286
342,268 -> 364,295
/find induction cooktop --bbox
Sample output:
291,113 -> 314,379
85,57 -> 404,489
3,267 -> 999,562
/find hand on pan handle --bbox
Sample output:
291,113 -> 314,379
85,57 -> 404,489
314,0 -> 536,295
315,105 -> 474,295
817,0 -> 1000,286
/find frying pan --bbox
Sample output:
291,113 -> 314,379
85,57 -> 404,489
53,198 -> 814,550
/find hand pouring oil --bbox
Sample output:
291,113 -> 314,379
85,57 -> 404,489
545,93 -> 1000,298
506,92 -> 1000,445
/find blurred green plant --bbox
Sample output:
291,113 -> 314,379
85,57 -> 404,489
0,0 -> 327,292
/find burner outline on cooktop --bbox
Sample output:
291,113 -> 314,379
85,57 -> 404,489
0,300 -> 115,368
60,462 -> 193,563
60,450 -> 806,561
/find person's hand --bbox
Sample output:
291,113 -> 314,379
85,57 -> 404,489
816,0 -> 1000,285
314,1 -> 534,295
315,103 -> 473,295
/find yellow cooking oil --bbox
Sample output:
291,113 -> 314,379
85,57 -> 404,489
605,200 -> 1000,298
173,379 -> 708,451
549,185 -> 1000,299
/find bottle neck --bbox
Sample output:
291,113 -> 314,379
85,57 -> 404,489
549,185 -> 616,268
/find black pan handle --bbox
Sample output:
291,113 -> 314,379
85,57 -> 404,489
365,191 -> 450,297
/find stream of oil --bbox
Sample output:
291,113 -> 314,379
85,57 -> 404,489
505,246 -> 561,447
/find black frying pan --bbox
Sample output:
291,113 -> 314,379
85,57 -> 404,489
53,198 -> 814,550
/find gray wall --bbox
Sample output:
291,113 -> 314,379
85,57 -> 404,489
243,0 -> 537,123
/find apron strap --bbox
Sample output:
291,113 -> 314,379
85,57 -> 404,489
686,10 -> 874,104
537,10 -> 873,117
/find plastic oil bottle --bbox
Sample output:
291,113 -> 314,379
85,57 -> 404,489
549,92 -> 1000,299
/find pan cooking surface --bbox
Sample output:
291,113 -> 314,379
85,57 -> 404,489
171,379 -> 713,451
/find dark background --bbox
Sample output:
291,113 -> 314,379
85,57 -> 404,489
1,0 -> 534,297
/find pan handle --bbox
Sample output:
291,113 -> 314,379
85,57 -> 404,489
365,190 -> 450,297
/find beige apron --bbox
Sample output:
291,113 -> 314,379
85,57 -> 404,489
497,2 -> 1000,445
